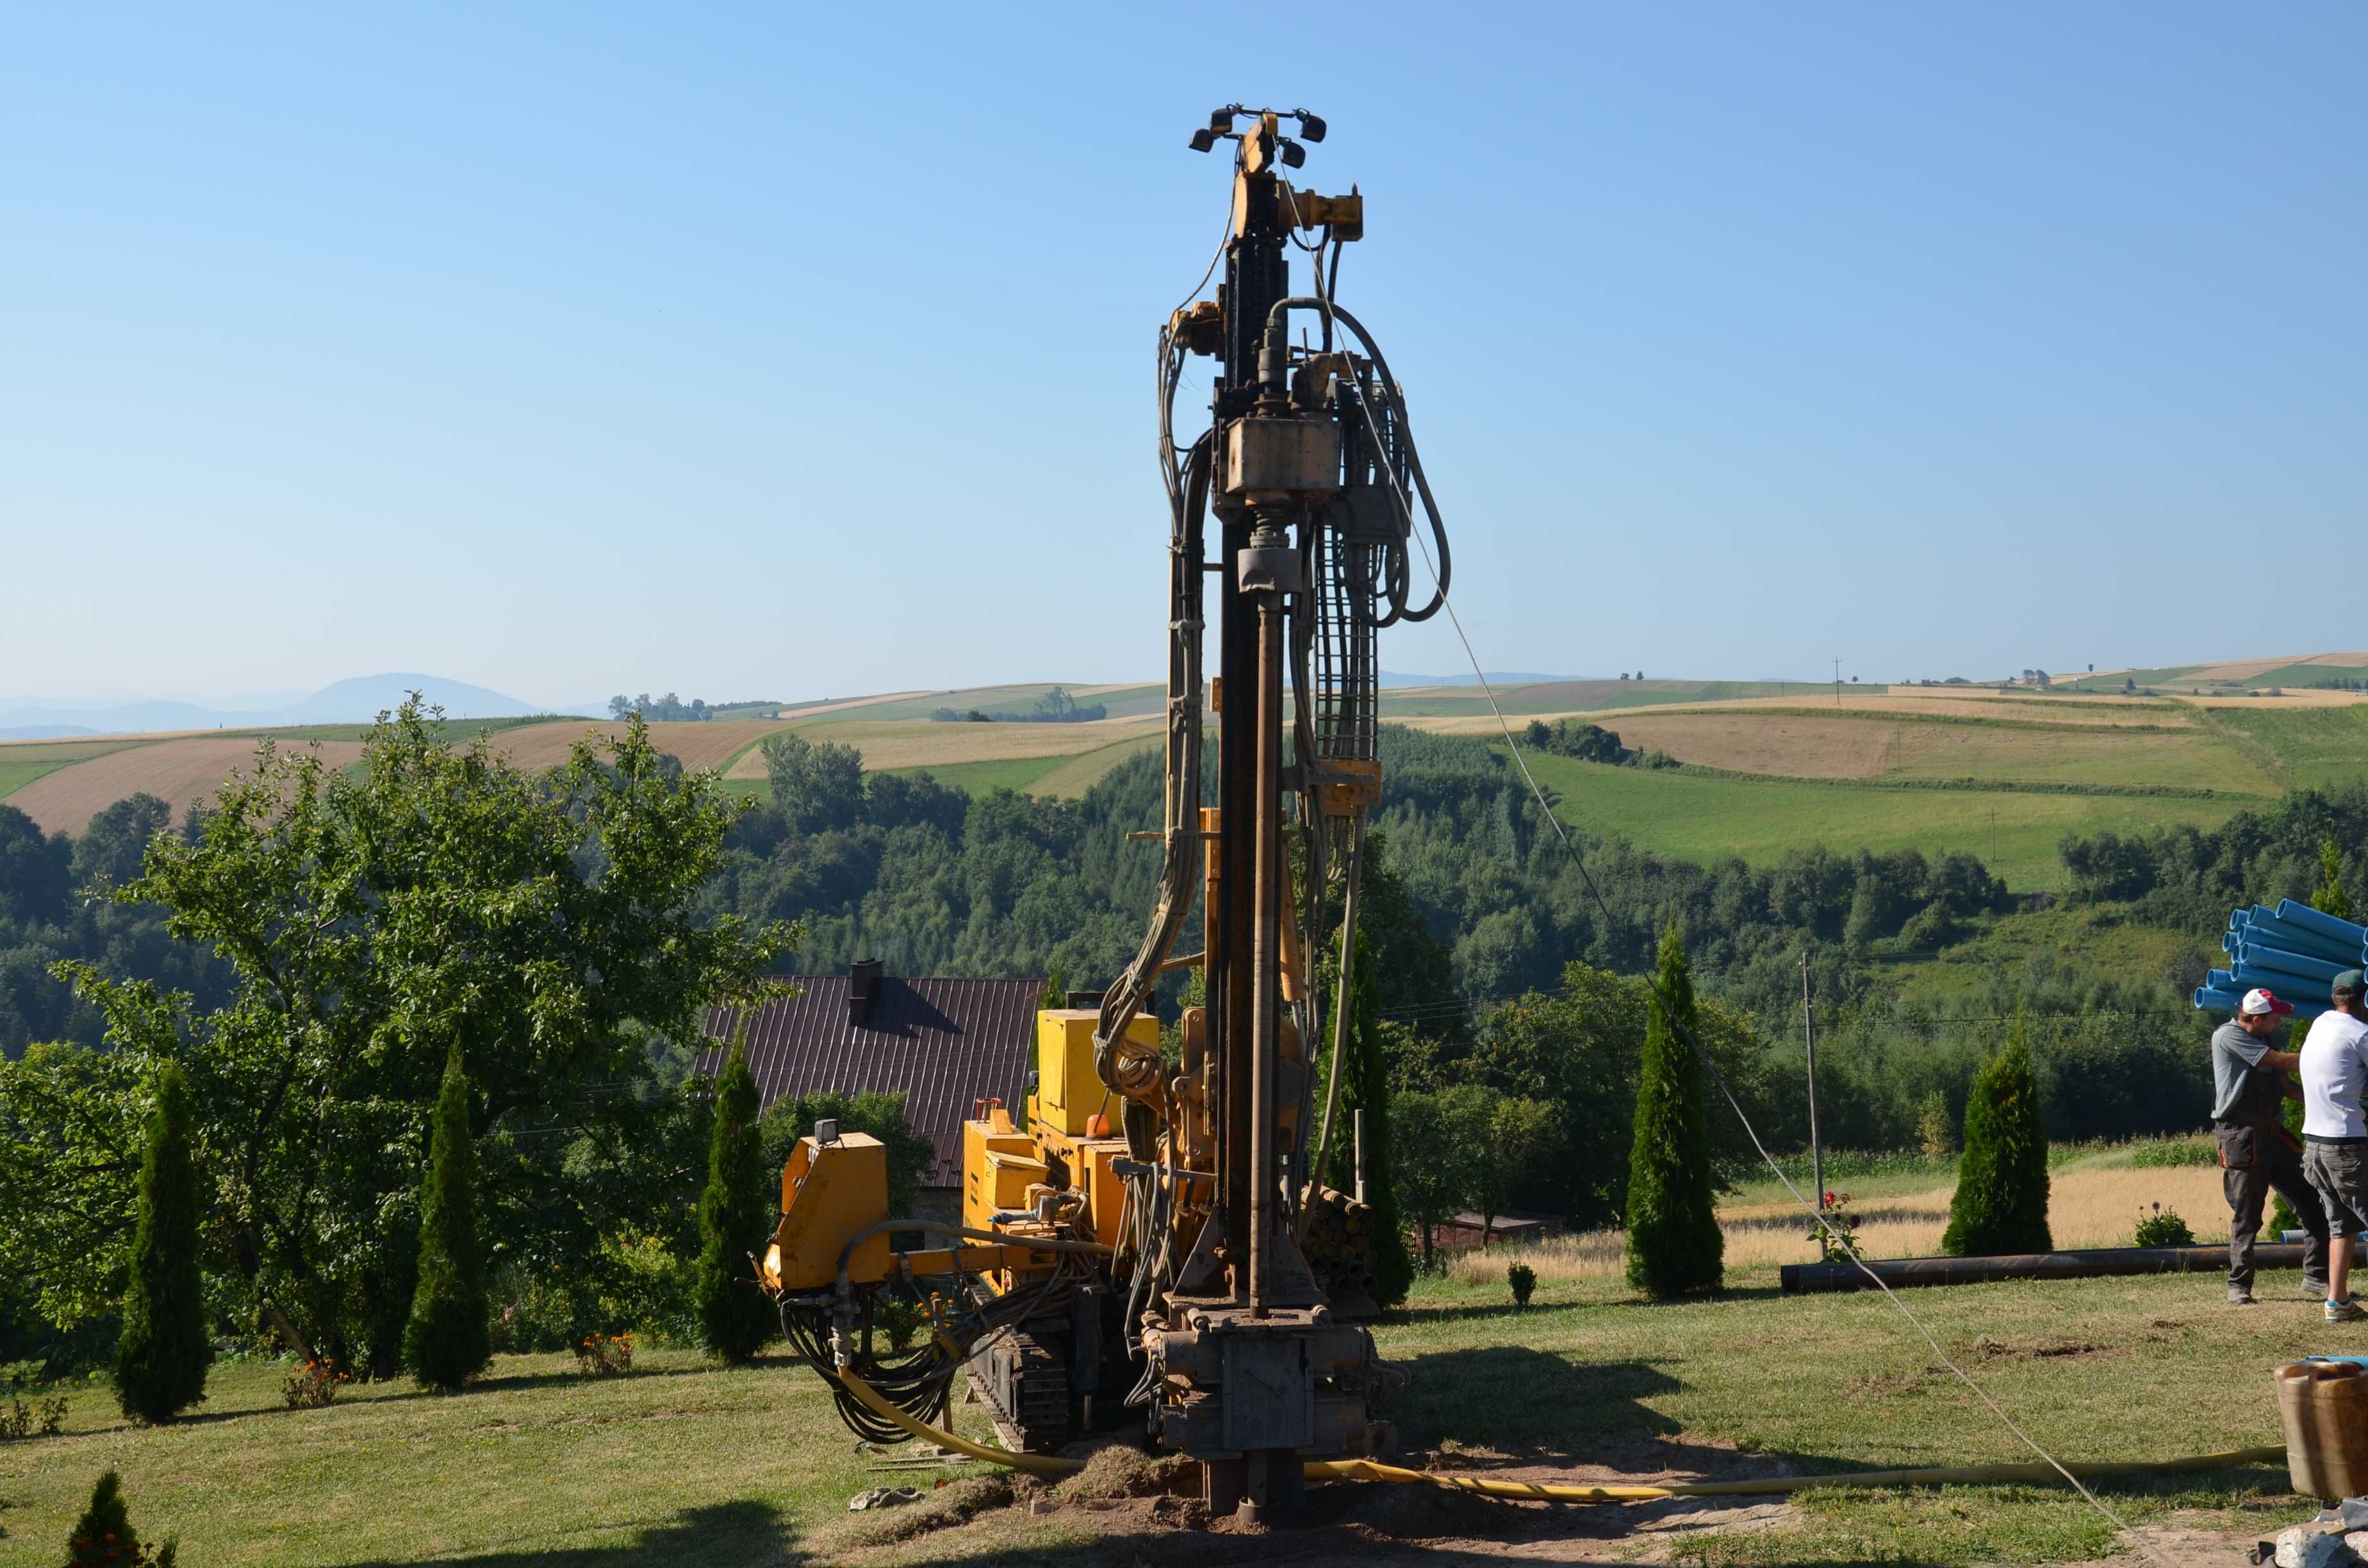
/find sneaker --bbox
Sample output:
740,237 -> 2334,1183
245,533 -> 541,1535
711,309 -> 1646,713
2328,1298 -> 2366,1323
2230,1286 -> 2257,1305
2306,1280 -> 2332,1301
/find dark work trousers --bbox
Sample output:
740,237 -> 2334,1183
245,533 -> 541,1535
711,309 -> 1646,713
2219,1120 -> 2333,1293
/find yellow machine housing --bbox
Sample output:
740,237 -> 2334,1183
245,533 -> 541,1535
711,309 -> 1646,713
1035,1008 -> 1154,1135
762,1131 -> 891,1291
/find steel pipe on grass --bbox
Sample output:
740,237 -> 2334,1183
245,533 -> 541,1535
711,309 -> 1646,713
1782,1239 -> 2362,1294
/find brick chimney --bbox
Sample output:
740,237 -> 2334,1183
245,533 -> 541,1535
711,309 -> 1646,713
848,957 -> 884,1028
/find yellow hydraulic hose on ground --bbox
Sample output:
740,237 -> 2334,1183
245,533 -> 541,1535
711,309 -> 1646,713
835,1368 -> 2283,1502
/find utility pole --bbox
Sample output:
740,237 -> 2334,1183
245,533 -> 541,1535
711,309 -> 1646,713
1802,950 -> 1825,1241
1832,657 -> 1842,708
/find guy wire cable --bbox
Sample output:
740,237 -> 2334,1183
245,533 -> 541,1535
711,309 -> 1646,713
1335,331 -> 2189,1568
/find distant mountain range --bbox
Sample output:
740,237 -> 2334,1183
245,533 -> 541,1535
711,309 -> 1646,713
0,674 -> 545,739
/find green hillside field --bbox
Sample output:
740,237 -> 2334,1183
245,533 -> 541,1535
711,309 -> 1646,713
1512,751 -> 2239,894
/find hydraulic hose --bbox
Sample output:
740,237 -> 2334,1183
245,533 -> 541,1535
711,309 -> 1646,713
833,1368 -> 2282,1503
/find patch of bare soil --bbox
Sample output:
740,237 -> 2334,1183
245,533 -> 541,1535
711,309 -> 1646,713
835,1435 -> 1804,1565
1973,1334 -> 2112,1360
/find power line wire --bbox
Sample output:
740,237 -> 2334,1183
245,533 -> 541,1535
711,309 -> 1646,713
1351,359 -> 2183,1567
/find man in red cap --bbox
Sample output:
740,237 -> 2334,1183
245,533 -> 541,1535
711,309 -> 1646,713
2214,986 -> 2330,1305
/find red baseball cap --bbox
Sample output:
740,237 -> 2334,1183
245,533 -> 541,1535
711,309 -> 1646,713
2241,988 -> 2296,1017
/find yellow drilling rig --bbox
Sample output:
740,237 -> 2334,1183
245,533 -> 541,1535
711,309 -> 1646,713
761,104 -> 1452,1519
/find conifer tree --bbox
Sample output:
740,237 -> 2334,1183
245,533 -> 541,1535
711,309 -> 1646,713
1624,922 -> 1723,1298
65,1469 -> 175,1567
696,1034 -> 773,1362
1319,929 -> 1414,1305
116,1063 -> 211,1423
404,1040 -> 490,1391
1941,1015 -> 2051,1256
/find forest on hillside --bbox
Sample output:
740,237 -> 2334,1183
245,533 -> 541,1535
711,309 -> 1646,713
10,721 -> 2367,1228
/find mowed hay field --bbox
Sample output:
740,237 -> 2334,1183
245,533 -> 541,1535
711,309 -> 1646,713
1535,710 -> 2280,793
724,715 -> 1163,778
484,718 -> 789,772
4,738 -> 369,836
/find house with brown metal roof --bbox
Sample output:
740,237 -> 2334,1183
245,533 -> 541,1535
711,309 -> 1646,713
700,958 -> 1040,1193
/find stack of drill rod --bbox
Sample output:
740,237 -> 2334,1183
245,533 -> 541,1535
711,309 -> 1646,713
2196,899 -> 2368,1020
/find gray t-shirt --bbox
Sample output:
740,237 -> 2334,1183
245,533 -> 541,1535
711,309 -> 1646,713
2212,1018 -> 2276,1122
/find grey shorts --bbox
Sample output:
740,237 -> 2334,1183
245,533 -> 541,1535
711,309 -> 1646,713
2306,1141 -> 2368,1237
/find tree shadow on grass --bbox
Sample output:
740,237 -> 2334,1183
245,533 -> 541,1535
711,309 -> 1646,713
345,1498 -> 799,1568
1386,1344 -> 1684,1457
463,1360 -> 729,1395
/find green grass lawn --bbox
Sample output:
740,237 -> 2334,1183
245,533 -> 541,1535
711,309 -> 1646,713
1514,753 -> 2241,893
0,1269 -> 2315,1568
1365,1266 -> 2309,1567
0,1346 -> 1023,1567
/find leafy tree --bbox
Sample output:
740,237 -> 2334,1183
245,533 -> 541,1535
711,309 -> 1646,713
1390,1091 -> 1458,1266
115,1063 -> 210,1423
1941,1015 -> 2051,1256
695,1034 -> 772,1363
1522,719 -> 1636,765
758,1090 -> 937,1221
760,731 -> 866,835
1473,1095 -> 1558,1246
1624,924 -> 1722,1298
2316,838 -> 2353,920
0,804 -> 70,926
71,796 -> 176,895
406,1040 -> 489,1391
1,699 -> 791,1366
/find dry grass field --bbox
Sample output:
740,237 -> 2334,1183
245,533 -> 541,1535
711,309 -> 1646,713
5,737 -> 368,835
1411,692 -> 2203,733
485,719 -> 788,772
1447,1157 -> 2228,1288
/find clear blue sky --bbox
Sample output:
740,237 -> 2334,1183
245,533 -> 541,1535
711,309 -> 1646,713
5,3 -> 2360,707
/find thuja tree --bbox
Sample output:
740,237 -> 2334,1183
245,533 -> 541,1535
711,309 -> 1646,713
115,1063 -> 211,1423
0,699 -> 792,1366
1941,1015 -> 2051,1256
1624,922 -> 1723,1299
695,1033 -> 773,1363
406,1040 -> 489,1390
65,1470 -> 174,1568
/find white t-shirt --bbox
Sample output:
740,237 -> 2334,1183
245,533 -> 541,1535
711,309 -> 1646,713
2302,1009 -> 2368,1139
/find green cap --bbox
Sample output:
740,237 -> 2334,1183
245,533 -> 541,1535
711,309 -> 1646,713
2337,970 -> 2365,997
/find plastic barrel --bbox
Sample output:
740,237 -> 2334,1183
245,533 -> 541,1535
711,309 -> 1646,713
2276,1360 -> 2368,1499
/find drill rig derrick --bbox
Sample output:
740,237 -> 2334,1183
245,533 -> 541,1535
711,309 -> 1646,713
760,106 -> 1451,1518
1087,104 -> 1447,1517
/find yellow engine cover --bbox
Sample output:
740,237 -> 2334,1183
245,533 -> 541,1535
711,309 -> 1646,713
1034,1008 -> 1158,1137
766,1131 -> 890,1291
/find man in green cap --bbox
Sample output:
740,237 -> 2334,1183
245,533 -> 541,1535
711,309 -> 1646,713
2301,969 -> 2368,1322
